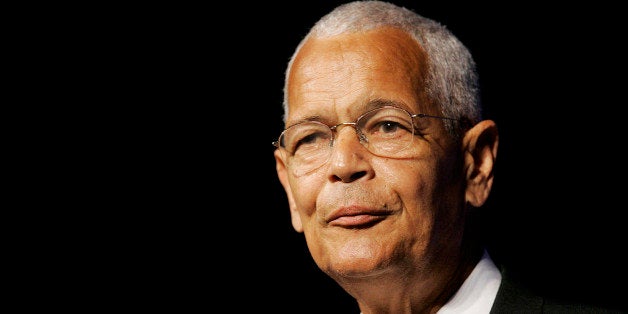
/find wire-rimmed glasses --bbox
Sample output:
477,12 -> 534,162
273,106 -> 459,175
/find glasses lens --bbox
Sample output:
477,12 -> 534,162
357,107 -> 415,156
276,106 -> 417,175
278,121 -> 333,174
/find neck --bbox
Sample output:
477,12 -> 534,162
344,218 -> 485,313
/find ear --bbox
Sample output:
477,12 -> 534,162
275,149 -> 304,232
462,120 -> 499,207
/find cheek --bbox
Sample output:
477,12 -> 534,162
374,158 -> 445,225
377,159 -> 432,195
289,174 -> 326,216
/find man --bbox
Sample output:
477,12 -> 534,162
272,1 -> 620,313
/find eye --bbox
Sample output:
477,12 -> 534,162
369,119 -> 411,139
362,113 -> 413,140
378,121 -> 404,134
283,122 -> 332,154
295,130 -> 328,148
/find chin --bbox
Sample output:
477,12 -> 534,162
319,237 -> 394,278
323,258 -> 395,282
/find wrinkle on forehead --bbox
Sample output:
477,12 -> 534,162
286,27 -> 430,123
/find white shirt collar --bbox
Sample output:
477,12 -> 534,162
437,250 -> 502,314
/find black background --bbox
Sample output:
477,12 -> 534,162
109,1 -> 627,312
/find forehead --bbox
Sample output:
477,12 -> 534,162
286,27 -> 430,123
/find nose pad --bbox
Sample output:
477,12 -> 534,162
356,130 -> 368,143
331,123 -> 361,146
331,124 -> 368,153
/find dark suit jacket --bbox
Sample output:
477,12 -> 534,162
490,272 -> 624,313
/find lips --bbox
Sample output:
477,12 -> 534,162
326,206 -> 392,228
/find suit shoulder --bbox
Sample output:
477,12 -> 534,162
544,299 -> 626,313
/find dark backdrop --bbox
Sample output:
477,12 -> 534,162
114,1 -> 626,312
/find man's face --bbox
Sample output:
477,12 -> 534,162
275,28 -> 467,281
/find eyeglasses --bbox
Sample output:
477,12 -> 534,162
273,105 -> 459,175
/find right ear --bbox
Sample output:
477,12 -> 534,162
275,149 -> 304,232
462,120 -> 499,208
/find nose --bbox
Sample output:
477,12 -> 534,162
330,122 -> 368,153
330,122 -> 364,145
327,123 -> 372,183
332,122 -> 361,145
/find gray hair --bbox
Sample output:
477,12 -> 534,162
282,0 -> 481,137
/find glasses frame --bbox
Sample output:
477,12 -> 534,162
272,105 -> 460,150
272,106 -> 463,175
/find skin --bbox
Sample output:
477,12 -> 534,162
275,27 -> 498,314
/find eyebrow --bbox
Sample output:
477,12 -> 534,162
367,99 -> 412,112
285,98 -> 414,128
285,114 -> 325,129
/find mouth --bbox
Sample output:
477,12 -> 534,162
326,207 -> 392,228
328,214 -> 388,228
